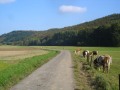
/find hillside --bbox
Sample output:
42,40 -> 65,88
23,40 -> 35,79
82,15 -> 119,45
0,14 -> 120,46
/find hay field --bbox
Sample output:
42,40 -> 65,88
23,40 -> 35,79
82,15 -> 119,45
0,46 -> 48,60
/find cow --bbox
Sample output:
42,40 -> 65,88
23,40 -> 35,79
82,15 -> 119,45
92,51 -> 98,57
93,55 -> 112,73
82,50 -> 89,58
75,48 -> 81,55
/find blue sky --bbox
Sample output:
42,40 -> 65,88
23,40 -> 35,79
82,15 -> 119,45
0,0 -> 120,35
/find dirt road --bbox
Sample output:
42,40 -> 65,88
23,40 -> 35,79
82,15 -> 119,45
10,50 -> 74,90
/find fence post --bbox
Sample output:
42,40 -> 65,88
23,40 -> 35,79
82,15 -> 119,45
119,74 -> 120,90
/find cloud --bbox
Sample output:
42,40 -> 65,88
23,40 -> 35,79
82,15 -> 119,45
0,0 -> 16,4
59,5 -> 87,13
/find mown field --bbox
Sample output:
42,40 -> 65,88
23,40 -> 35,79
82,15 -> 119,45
41,46 -> 120,90
0,46 -> 59,90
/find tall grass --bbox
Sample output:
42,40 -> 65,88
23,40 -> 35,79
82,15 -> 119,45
0,50 -> 59,90
94,75 -> 111,90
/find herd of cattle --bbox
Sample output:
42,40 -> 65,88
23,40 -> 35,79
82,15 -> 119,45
75,49 -> 112,73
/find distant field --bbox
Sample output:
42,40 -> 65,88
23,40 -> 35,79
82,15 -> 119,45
0,46 -> 48,60
0,50 -> 48,60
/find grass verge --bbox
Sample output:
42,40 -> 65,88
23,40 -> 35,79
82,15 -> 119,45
0,50 -> 59,90
71,51 -> 94,90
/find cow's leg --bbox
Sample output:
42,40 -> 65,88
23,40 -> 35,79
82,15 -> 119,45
106,65 -> 109,73
103,65 -> 105,73
87,55 -> 89,64
98,67 -> 100,71
90,56 -> 93,67
107,66 -> 108,73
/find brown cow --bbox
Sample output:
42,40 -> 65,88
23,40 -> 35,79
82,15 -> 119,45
75,48 -> 81,55
93,55 -> 112,73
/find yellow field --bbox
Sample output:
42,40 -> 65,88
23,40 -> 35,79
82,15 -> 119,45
0,46 -> 48,60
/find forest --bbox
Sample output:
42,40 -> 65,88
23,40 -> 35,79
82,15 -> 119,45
0,14 -> 120,47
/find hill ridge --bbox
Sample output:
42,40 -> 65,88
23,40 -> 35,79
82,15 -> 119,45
0,13 -> 120,46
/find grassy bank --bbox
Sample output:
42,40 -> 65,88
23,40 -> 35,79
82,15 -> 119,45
72,51 -> 94,90
0,50 -> 59,90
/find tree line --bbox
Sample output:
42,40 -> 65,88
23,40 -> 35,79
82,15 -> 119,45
21,23 -> 120,47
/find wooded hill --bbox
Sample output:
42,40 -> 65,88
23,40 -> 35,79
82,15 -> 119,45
0,14 -> 120,46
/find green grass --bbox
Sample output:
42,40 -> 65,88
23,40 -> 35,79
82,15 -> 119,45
0,50 -> 59,90
0,61 -> 12,72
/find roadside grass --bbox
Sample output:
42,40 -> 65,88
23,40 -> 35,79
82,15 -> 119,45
71,51 -> 94,90
0,50 -> 59,90
0,61 -> 12,72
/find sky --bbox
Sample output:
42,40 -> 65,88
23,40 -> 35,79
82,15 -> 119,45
0,0 -> 120,35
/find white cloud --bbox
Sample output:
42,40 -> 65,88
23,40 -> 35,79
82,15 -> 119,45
0,0 -> 16,4
59,5 -> 87,13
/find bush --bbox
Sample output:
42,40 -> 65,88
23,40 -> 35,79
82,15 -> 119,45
94,75 -> 111,90
82,64 -> 92,71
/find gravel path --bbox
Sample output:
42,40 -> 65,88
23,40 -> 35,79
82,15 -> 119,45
10,50 -> 74,90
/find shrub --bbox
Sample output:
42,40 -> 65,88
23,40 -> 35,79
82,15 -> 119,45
94,75 -> 111,90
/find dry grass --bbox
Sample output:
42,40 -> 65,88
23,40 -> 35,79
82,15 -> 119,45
0,46 -> 48,60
